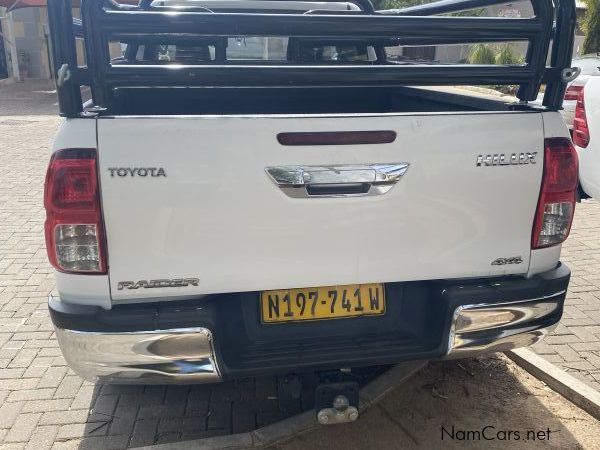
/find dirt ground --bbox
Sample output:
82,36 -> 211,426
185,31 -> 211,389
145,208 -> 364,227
274,355 -> 600,450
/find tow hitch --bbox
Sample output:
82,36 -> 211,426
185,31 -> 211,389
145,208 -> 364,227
315,380 -> 359,425
277,368 -> 388,425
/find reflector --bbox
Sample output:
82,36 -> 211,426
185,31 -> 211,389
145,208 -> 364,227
573,89 -> 590,148
564,84 -> 584,101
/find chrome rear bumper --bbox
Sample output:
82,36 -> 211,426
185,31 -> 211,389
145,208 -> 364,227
55,326 -> 220,384
52,292 -> 563,383
445,291 -> 565,357
50,264 -> 569,383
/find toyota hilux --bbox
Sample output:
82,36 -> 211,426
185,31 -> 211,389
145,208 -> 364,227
46,0 -> 579,410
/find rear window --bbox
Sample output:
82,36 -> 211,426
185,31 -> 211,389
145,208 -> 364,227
124,37 -> 376,63
227,37 -> 288,61
296,43 -> 374,62
155,44 -> 216,62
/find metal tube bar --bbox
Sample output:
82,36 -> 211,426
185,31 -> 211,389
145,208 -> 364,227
98,10 -> 544,40
381,0 -> 521,16
47,0 -> 82,116
517,0 -> 553,101
81,0 -> 110,107
111,33 -> 531,46
105,64 -> 536,87
135,0 -> 376,13
544,0 -> 576,109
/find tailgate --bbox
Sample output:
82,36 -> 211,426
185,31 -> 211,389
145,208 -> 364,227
97,112 -> 543,301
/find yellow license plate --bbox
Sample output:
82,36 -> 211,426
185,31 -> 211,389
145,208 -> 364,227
260,283 -> 385,324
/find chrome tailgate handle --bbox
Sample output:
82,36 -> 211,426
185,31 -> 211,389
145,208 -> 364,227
265,163 -> 409,198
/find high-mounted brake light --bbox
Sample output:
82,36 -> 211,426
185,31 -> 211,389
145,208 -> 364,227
532,138 -> 578,249
573,89 -> 590,148
277,131 -> 397,146
44,148 -> 107,274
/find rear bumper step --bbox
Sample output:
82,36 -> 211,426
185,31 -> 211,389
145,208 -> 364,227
49,264 -> 570,383
54,327 -> 220,384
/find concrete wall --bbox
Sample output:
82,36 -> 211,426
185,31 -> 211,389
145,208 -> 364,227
11,7 -> 51,79
0,19 -> 10,79
0,10 -> 17,80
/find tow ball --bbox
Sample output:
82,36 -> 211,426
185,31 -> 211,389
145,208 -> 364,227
315,381 -> 359,425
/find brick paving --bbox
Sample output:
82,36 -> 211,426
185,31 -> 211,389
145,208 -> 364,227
0,80 -> 599,449
0,82 -> 310,449
532,198 -> 600,391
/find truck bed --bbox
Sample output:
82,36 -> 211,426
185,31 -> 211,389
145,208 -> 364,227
110,86 -> 512,115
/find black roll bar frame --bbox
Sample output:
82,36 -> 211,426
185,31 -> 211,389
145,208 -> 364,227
47,0 -> 576,117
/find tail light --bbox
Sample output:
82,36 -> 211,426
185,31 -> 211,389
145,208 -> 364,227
573,89 -> 590,148
44,148 -> 107,273
532,138 -> 578,249
564,84 -> 584,101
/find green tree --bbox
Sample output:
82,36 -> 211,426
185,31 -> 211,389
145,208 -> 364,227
370,0 -> 429,10
582,0 -> 600,55
371,0 -> 483,16
495,44 -> 523,65
467,44 -> 523,65
468,44 -> 496,64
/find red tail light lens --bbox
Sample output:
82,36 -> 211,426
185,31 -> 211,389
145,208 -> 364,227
573,89 -> 590,148
532,138 -> 578,249
44,148 -> 107,274
564,84 -> 584,101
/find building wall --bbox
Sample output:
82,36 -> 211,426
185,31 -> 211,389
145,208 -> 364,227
0,9 -> 16,80
11,7 -> 51,79
0,18 -> 10,79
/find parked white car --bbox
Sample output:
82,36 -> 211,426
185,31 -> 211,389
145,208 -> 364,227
573,74 -> 600,200
560,54 -> 600,129
534,55 -> 600,200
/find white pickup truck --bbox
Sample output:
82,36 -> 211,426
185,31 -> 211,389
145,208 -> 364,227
46,0 -> 578,400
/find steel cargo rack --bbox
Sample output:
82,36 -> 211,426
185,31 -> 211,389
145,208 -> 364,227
47,0 -> 577,117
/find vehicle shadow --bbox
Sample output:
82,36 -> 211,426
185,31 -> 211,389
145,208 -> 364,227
77,374 -> 299,448
275,356 -> 598,450
75,356 -> 599,449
